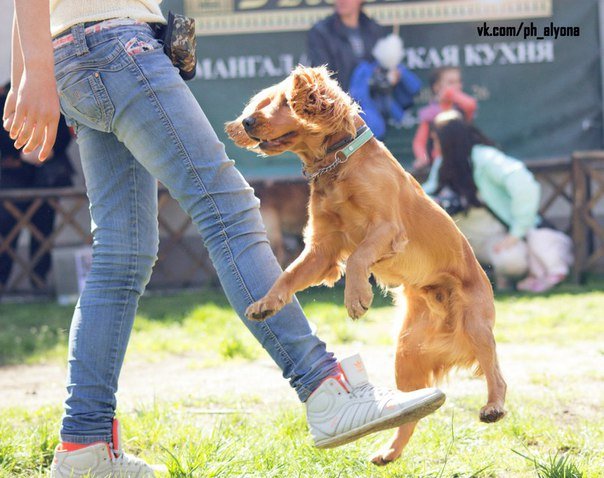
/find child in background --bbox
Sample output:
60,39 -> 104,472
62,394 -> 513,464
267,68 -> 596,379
349,34 -> 421,140
424,110 -> 573,292
412,67 -> 477,170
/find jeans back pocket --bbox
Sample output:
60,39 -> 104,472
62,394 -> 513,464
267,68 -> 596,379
58,71 -> 115,133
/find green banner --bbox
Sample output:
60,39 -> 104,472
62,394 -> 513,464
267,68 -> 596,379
163,0 -> 602,179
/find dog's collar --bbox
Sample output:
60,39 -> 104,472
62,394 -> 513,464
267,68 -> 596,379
303,125 -> 373,182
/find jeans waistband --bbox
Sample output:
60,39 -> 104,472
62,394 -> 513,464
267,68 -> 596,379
52,19 -> 148,50
53,19 -> 157,64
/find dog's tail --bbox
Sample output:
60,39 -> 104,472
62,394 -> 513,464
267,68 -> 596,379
419,272 -> 481,380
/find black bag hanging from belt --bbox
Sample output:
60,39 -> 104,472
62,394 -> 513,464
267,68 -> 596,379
153,11 -> 197,81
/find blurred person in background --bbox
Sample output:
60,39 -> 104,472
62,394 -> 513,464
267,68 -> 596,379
0,82 -> 73,290
348,33 -> 421,140
413,67 -> 476,170
307,0 -> 386,91
423,110 -> 572,292
308,0 -> 421,141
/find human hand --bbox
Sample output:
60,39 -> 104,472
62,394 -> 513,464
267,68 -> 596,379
494,234 -> 520,252
412,157 -> 429,171
2,86 -> 18,131
4,68 -> 60,162
21,145 -> 52,165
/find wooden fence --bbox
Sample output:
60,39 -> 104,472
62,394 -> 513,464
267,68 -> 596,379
0,153 -> 602,297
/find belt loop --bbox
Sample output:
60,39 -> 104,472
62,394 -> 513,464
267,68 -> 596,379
71,24 -> 89,56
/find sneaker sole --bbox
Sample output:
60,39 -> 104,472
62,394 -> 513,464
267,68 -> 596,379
314,389 -> 446,449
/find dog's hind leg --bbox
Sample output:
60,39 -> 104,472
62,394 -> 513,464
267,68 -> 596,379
371,294 -> 434,466
370,360 -> 429,466
465,302 -> 507,423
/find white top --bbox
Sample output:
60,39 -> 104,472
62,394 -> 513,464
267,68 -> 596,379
50,0 -> 166,37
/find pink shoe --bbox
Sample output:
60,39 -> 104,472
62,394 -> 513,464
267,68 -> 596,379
517,274 -> 565,293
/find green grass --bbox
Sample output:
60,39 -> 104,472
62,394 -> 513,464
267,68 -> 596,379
0,280 -> 603,476
1,391 -> 602,477
513,449 -> 586,478
1,280 -> 603,365
0,286 -> 397,366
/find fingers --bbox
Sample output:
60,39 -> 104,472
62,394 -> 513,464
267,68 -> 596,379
2,91 -> 17,131
14,115 -> 35,150
9,102 -> 26,140
22,121 -> 45,154
39,121 -> 58,161
2,113 -> 14,132
5,93 -> 60,161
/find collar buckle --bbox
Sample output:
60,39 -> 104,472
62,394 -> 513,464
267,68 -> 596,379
334,150 -> 349,163
305,125 -> 373,182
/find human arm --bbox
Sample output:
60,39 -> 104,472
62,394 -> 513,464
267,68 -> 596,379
3,0 -> 59,161
475,147 -> 540,239
2,16 -> 23,134
412,121 -> 430,169
395,65 -> 422,101
386,65 -> 421,131
420,156 -> 442,195
493,234 -> 520,252
348,62 -> 374,105
440,87 -> 477,121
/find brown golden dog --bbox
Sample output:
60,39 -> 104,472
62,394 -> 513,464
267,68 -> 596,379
226,66 -> 506,465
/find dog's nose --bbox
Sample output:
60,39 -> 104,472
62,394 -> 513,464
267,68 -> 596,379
242,116 -> 256,131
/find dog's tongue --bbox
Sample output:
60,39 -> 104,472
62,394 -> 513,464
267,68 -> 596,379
339,353 -> 369,388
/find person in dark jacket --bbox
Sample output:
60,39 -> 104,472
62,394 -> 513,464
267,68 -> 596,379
307,0 -> 386,91
308,0 -> 420,140
0,82 -> 74,289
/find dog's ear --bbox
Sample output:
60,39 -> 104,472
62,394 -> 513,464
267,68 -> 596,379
224,120 -> 259,150
288,65 -> 358,135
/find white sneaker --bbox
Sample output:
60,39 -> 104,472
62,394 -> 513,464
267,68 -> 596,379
306,354 -> 445,449
50,419 -> 156,477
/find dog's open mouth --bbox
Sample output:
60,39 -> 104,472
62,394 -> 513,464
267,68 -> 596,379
250,131 -> 297,149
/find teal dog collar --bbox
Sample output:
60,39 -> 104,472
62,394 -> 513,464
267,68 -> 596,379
304,125 -> 374,182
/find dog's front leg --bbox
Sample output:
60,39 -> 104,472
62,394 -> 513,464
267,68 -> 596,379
345,224 -> 407,319
245,246 -> 341,321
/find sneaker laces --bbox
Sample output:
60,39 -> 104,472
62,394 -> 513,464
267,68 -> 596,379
350,382 -> 390,400
350,383 -> 372,398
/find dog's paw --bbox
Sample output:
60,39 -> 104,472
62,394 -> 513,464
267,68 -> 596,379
345,282 -> 373,320
479,403 -> 506,423
370,448 -> 400,467
245,295 -> 286,321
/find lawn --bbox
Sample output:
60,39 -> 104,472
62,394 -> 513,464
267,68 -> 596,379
0,280 -> 602,477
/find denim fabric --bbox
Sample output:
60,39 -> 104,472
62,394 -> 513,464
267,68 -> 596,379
53,21 -> 337,444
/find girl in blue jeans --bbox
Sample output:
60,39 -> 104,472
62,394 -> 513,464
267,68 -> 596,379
5,2 -> 444,476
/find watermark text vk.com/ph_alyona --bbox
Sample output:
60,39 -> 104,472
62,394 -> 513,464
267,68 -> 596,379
477,22 -> 580,40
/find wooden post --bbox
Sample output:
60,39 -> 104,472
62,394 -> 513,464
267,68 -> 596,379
572,153 -> 587,284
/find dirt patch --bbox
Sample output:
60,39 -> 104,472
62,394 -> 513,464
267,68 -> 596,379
1,342 -> 602,417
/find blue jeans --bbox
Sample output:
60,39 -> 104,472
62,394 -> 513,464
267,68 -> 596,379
53,21 -> 337,444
